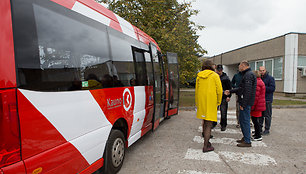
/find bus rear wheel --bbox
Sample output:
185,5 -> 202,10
103,129 -> 126,174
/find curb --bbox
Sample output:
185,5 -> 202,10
180,105 -> 306,111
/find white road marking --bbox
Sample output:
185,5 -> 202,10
217,115 -> 236,119
218,111 -> 237,115
227,120 -> 238,125
178,170 -> 225,174
184,148 -> 276,166
198,126 -> 241,134
219,151 -> 277,165
184,148 -> 221,162
193,136 -> 267,147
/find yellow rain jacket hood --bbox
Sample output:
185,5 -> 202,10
195,70 -> 223,121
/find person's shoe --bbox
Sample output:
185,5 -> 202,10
221,127 -> 226,131
262,130 -> 270,135
203,146 -> 214,153
236,138 -> 244,143
237,142 -> 252,147
252,136 -> 262,141
208,142 -> 212,147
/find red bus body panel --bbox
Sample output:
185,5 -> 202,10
0,0 -> 16,89
0,161 -> 26,174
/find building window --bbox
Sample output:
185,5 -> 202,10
273,57 -> 283,80
298,56 -> 306,67
249,61 -> 255,71
249,57 -> 283,80
264,59 -> 273,76
256,61 -> 263,70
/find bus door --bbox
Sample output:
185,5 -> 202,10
150,44 -> 166,130
166,52 -> 179,116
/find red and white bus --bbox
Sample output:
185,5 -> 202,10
0,0 -> 179,173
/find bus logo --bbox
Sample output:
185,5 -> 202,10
123,88 -> 132,111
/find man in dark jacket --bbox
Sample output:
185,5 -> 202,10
259,66 -> 275,135
216,64 -> 232,131
232,69 -> 243,128
225,61 -> 256,147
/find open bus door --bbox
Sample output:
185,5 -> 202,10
150,43 -> 167,130
166,52 -> 179,117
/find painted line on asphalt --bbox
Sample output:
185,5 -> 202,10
219,151 -> 277,165
184,148 -> 221,162
218,111 -> 237,115
198,126 -> 241,134
226,120 -> 238,125
217,115 -> 236,119
193,136 -> 267,147
184,148 -> 276,166
178,170 -> 225,174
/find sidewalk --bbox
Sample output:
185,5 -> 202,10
180,88 -> 306,110
273,94 -> 306,102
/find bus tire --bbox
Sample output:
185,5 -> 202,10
103,129 -> 126,174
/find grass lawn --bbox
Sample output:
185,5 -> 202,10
272,99 -> 306,105
179,91 -> 195,107
179,90 -> 306,107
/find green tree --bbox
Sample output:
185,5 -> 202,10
96,0 -> 206,84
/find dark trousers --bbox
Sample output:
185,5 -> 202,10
220,99 -> 228,128
235,95 -> 240,124
259,101 -> 272,132
251,116 -> 262,138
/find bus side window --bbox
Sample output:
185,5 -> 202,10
133,50 -> 147,86
14,2 -> 114,91
144,52 -> 154,86
108,28 -> 139,87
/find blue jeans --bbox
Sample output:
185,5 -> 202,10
239,105 -> 251,143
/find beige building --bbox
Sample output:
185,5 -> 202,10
210,32 -> 306,96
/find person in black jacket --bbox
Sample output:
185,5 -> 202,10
232,68 -> 243,128
259,66 -> 275,135
216,64 -> 232,131
225,61 -> 256,147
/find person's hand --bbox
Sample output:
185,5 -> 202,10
224,90 -> 230,95
240,106 -> 244,110
226,97 -> 230,102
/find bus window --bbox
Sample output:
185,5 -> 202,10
145,52 -> 154,86
133,49 -> 147,86
13,1 -> 113,91
109,28 -> 141,87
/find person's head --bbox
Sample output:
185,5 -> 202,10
259,66 -> 266,76
253,70 -> 261,78
216,64 -> 223,75
202,59 -> 215,71
239,60 -> 249,72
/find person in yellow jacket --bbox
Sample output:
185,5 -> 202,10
195,60 -> 223,152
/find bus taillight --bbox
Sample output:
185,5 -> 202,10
0,89 -> 21,168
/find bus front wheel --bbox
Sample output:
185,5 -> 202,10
103,129 -> 126,174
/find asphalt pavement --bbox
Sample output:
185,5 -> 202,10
118,108 -> 306,174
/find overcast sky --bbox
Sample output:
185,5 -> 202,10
180,0 -> 306,57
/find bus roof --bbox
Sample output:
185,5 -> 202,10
50,0 -> 160,51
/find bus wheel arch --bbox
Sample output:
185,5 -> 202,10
102,119 -> 128,174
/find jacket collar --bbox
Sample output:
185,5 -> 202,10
241,67 -> 251,74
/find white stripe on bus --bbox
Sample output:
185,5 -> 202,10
19,89 -> 112,165
72,2 -> 111,27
